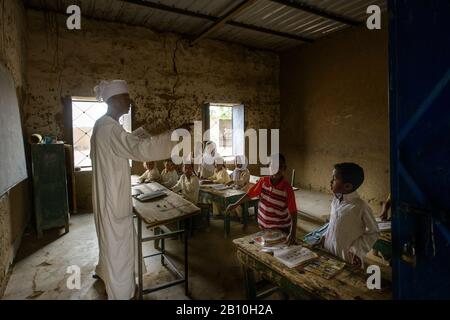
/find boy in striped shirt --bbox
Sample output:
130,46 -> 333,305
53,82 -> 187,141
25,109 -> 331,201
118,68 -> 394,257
227,154 -> 298,245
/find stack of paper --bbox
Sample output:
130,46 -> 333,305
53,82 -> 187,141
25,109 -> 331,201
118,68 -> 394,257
274,245 -> 318,268
212,184 -> 232,191
377,220 -> 391,231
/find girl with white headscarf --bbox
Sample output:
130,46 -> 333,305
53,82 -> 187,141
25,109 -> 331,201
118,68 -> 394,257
199,141 -> 219,179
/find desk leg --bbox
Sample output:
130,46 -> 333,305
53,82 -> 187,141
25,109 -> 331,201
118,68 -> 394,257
242,202 -> 249,230
161,229 -> 166,266
242,266 -> 257,300
137,216 -> 143,300
184,227 -> 189,296
222,199 -> 230,238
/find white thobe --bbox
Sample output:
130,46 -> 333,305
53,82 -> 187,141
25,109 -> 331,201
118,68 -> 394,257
323,191 -> 379,264
160,169 -> 179,188
171,174 -> 200,204
90,115 -> 173,300
199,153 -> 219,179
138,167 -> 160,183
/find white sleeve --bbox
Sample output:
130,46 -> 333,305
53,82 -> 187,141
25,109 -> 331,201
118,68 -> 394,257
171,177 -> 182,192
351,205 -> 380,258
109,124 -> 173,162
185,176 -> 199,195
170,172 -> 179,186
138,170 -> 149,182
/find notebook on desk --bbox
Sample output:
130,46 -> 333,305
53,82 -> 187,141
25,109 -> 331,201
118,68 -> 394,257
132,190 -> 167,202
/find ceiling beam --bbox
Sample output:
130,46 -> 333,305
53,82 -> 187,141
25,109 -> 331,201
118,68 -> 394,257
121,0 -> 215,21
121,0 -> 314,43
227,20 -> 313,43
191,0 -> 258,45
269,0 -> 362,26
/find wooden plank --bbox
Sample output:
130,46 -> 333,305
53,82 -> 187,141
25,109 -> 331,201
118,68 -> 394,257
233,234 -> 392,300
132,181 -> 200,227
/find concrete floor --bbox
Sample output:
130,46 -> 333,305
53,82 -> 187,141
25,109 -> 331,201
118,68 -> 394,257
2,188 -> 391,300
2,212 -> 268,300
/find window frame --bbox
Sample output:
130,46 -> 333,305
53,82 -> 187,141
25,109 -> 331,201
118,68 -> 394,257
202,102 -> 245,162
68,96 -> 132,170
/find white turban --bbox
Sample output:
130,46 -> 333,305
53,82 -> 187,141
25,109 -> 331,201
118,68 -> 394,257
94,80 -> 129,102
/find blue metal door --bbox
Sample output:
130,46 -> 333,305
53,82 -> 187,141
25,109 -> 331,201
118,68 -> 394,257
389,0 -> 450,299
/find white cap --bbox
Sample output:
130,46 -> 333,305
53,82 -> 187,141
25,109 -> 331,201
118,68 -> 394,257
94,80 -> 129,102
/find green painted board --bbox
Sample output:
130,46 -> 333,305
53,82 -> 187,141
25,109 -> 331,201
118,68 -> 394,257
31,144 -> 69,237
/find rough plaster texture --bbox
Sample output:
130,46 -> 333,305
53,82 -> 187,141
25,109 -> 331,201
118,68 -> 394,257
24,10 -> 280,137
280,25 -> 390,211
0,0 -> 29,297
24,10 -> 280,210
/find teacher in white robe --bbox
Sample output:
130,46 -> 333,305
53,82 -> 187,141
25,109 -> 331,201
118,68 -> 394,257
90,80 -> 173,300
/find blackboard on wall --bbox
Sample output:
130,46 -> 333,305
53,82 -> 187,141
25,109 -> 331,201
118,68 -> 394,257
0,63 -> 27,196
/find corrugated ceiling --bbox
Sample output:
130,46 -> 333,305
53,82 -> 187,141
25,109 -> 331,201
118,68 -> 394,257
24,0 -> 388,51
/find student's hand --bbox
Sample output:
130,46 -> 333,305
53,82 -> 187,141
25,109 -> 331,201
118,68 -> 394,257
349,251 -> 362,268
286,232 -> 297,246
313,236 -> 325,249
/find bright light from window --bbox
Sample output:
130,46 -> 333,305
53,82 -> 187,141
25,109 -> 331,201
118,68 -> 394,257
209,105 -> 233,156
72,98 -> 131,168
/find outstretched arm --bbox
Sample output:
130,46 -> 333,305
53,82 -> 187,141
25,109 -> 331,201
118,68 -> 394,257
226,194 -> 250,213
110,125 -> 173,162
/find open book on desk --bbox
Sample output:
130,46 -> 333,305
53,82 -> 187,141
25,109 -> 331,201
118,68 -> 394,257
274,245 -> 318,269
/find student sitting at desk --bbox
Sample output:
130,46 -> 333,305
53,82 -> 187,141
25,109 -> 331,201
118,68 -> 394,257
226,155 -> 250,218
171,161 -> 200,204
227,155 -> 250,191
226,154 -> 298,245
199,141 -> 219,179
203,156 -> 231,185
160,159 -> 179,188
138,161 -> 160,183
317,163 -> 379,267
202,156 -> 231,216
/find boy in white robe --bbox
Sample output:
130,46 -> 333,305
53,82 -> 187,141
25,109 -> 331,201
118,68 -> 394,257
203,157 -> 231,215
318,163 -> 379,267
160,159 -> 178,188
138,161 -> 160,183
172,162 -> 200,204
199,141 -> 219,179
227,155 -> 251,218
227,155 -> 250,191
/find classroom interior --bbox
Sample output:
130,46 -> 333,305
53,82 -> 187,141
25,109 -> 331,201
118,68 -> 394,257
1,0 -> 393,300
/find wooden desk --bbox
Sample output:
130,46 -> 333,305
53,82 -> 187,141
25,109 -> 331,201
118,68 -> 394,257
199,186 -> 249,237
233,234 -> 392,300
132,181 -> 200,299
